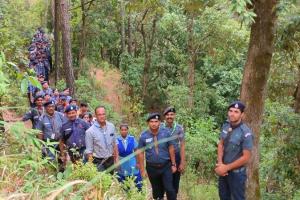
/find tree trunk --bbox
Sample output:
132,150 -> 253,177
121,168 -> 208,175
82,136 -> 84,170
240,1 -> 277,199
127,13 -> 133,55
54,0 -> 61,86
294,65 -> 300,113
78,0 -> 87,72
59,0 -> 75,96
120,0 -> 126,54
141,15 -> 158,101
187,14 -> 195,109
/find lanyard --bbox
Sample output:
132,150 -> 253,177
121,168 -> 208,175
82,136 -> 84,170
163,122 -> 177,135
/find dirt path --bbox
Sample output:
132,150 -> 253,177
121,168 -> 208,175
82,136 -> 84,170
91,68 -> 124,115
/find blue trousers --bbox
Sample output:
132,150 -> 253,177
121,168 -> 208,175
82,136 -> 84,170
117,172 -> 143,191
218,169 -> 247,200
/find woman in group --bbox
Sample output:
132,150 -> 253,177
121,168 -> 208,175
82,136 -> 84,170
116,124 -> 142,191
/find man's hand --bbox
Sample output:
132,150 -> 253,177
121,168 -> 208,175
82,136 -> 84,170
140,169 -> 148,178
171,165 -> 177,173
60,155 -> 67,165
178,162 -> 185,173
215,163 -> 229,176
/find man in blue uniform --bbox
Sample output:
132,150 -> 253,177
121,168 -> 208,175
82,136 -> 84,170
162,107 -> 185,195
22,95 -> 44,129
215,101 -> 253,200
59,105 -> 90,165
116,123 -> 142,190
36,100 -> 66,163
138,113 -> 177,200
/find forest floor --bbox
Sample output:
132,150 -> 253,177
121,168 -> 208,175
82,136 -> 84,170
91,67 -> 124,115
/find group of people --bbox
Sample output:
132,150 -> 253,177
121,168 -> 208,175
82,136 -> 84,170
27,28 -> 52,81
22,94 -> 253,200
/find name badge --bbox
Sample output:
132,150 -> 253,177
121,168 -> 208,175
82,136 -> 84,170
146,138 -> 153,143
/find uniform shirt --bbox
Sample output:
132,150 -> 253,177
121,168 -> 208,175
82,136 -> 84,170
22,107 -> 44,129
60,118 -> 90,149
161,122 -> 185,153
36,88 -> 53,97
37,111 -> 66,141
220,121 -> 253,164
138,128 -> 175,164
116,134 -> 139,176
85,121 -> 116,158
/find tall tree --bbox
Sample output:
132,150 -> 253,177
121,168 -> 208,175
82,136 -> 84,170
54,0 -> 61,85
120,0 -> 126,54
295,65 -> 300,113
59,0 -> 75,95
239,0 -> 278,199
78,0 -> 87,72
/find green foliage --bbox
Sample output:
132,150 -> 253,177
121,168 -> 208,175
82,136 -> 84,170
185,117 -> 219,179
260,100 -> 300,199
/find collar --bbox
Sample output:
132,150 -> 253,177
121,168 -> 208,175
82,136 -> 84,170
230,121 -> 243,129
94,120 -> 107,128
119,135 -> 129,141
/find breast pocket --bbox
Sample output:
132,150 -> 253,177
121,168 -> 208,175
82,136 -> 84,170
229,135 -> 242,150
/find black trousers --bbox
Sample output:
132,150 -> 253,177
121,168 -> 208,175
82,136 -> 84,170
146,162 -> 176,200
173,152 -> 181,194
93,156 -> 114,174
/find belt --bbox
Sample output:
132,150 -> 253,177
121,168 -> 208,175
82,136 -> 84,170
146,161 -> 169,168
231,167 -> 246,173
93,156 -> 113,163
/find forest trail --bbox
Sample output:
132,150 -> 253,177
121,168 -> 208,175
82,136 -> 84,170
91,67 -> 124,115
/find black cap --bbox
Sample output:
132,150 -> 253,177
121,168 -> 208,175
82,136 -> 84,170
65,105 -> 77,113
59,95 -> 67,100
146,113 -> 161,122
163,107 -> 176,115
44,100 -> 55,107
228,101 -> 245,112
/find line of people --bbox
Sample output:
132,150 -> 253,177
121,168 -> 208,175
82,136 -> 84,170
23,97 -> 185,199
23,98 -> 253,200
28,28 -> 52,82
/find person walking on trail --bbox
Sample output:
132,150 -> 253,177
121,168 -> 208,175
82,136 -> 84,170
36,100 -> 66,166
215,101 -> 253,200
78,102 -> 89,118
162,107 -> 186,195
59,105 -> 90,165
137,113 -> 177,200
22,95 -> 44,129
116,124 -> 142,191
85,106 -> 119,173
56,95 -> 68,113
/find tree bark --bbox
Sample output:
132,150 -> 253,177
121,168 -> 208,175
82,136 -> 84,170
59,0 -> 75,96
141,14 -> 158,101
240,1 -> 277,199
294,65 -> 300,113
127,14 -> 133,55
78,0 -> 87,72
187,14 -> 195,109
120,0 -> 126,54
54,0 -> 61,86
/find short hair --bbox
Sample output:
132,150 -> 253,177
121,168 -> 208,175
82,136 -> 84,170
80,102 -> 88,107
119,123 -> 129,129
94,105 -> 106,114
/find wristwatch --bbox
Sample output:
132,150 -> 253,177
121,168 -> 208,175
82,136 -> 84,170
171,163 -> 176,167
